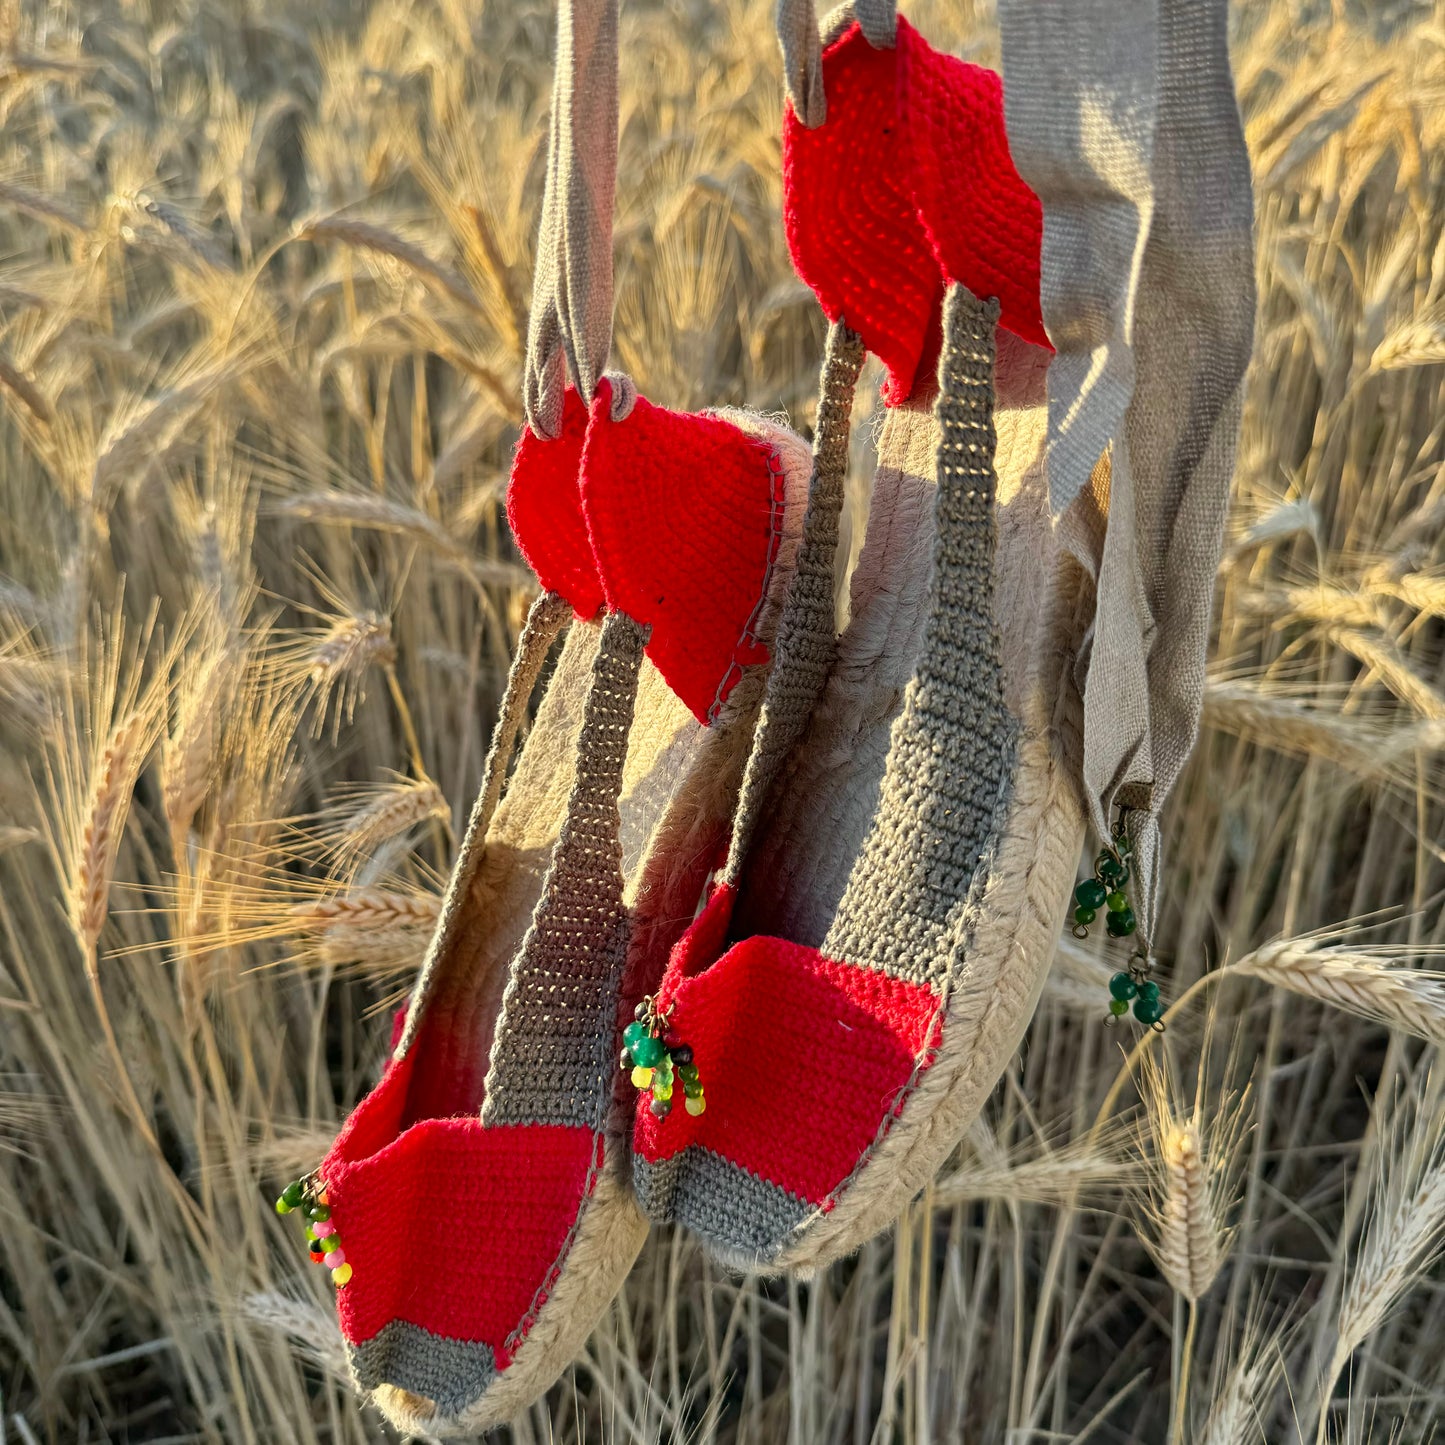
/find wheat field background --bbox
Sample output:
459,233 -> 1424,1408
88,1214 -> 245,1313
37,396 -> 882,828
2,0 -> 1444,1439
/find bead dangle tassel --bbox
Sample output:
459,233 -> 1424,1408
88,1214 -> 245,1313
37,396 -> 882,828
276,1171 -> 352,1286
622,995 -> 705,1118
1071,817 -> 1167,1032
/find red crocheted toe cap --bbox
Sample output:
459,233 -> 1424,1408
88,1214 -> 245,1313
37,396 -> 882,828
580,383 -> 785,725
896,19 -> 1048,350
324,1055 -> 597,1355
506,387 -> 605,618
783,22 -> 943,404
636,889 -> 943,1206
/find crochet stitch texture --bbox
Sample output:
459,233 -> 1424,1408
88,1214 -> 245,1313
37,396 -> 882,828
783,20 -> 1045,403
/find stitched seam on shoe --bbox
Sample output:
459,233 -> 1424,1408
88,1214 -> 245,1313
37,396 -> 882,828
504,1117 -> 609,1354
704,441 -> 786,726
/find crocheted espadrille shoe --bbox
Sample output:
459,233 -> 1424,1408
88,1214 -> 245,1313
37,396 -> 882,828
628,18 -> 1088,1272
305,394 -> 814,1433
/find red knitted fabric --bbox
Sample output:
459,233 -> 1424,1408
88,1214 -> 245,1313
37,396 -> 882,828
505,387 -> 604,619
782,21 -> 1047,401
782,27 -> 941,404
634,885 -> 941,1205
324,1050 -> 596,1360
581,381 -> 784,725
506,381 -> 785,723
896,21 -> 1047,349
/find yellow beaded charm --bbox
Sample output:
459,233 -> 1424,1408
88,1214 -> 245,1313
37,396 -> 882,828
621,995 -> 705,1120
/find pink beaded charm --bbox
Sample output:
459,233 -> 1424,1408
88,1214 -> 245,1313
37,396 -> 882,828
273,1174 -> 352,1287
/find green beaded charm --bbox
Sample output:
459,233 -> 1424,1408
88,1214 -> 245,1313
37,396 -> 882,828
1108,971 -> 1138,1002
1133,995 -> 1165,1026
1105,907 -> 1137,938
624,994 -> 702,1121
1078,818 -> 1167,1032
630,1033 -> 664,1068
275,1175 -> 349,1284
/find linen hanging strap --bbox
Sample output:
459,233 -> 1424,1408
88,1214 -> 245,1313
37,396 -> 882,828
524,0 -> 620,439
996,0 -> 1255,935
776,0 -> 896,128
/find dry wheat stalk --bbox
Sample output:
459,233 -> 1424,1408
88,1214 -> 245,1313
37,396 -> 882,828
1321,1088 -> 1445,1441
132,194 -> 234,272
0,179 -> 86,234
1327,625 -> 1445,719
1369,317 -> 1445,371
72,710 -> 148,951
1197,1336 -> 1281,1445
1240,584 -> 1381,629
1229,941 -> 1445,1043
1369,570 -> 1445,620
1201,680 -> 1398,779
0,648 -> 65,726
1225,496 -> 1320,557
91,359 -> 257,503
0,283 -> 46,312
274,489 -> 529,587
163,646 -> 232,846
1136,1055 -> 1250,1305
290,888 -> 441,932
312,920 -> 431,975
0,352 -> 52,424
241,1293 -> 349,1380
308,612 -> 396,682
297,216 -> 480,314
1043,935 -> 1117,1012
325,775 -> 448,864
1152,1122 -> 1222,1302
934,1146 -> 1134,1208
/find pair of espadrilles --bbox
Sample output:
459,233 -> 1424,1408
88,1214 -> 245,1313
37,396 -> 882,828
285,10 -> 1092,1434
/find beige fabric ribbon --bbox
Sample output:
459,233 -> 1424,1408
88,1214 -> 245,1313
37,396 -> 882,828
523,0 -> 620,439
997,0 -> 1256,937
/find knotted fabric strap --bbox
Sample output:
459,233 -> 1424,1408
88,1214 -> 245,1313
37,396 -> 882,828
524,0 -> 619,439
777,0 -> 895,128
997,0 -> 1255,935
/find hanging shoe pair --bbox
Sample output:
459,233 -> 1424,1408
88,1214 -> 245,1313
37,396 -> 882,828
629,11 -> 1089,1271
296,2 -> 1087,1432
